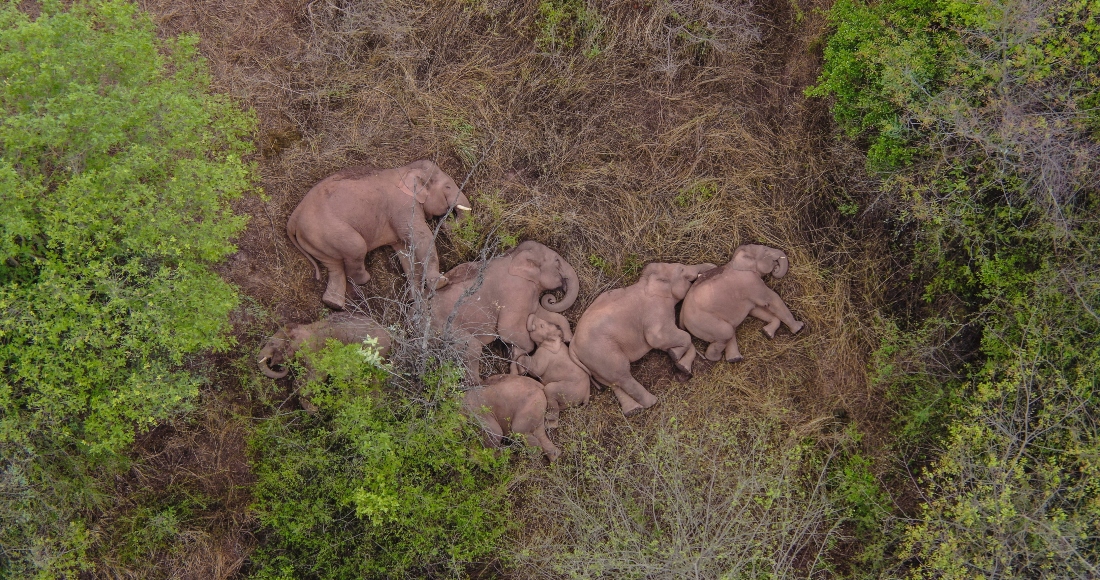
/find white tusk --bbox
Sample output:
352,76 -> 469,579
258,356 -> 270,363
455,205 -> 471,211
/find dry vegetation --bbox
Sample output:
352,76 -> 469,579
125,0 -> 890,575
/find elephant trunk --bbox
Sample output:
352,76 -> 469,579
773,254 -> 789,278
442,192 -> 472,237
258,355 -> 289,379
541,254 -> 579,313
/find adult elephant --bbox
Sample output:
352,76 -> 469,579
432,241 -> 579,382
680,244 -> 804,362
570,262 -> 716,416
287,160 -> 471,310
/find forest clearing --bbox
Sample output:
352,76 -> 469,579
2,0 -> 1097,578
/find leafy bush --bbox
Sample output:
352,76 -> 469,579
249,341 -> 512,579
510,416 -> 846,579
0,0 -> 253,574
811,0 -> 1100,576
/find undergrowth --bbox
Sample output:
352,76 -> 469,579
0,0 -> 254,575
812,0 -> 1100,576
248,341 -> 512,579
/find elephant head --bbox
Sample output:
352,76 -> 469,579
731,244 -> 789,278
507,241 -> 579,313
642,262 -> 718,300
399,160 -> 472,222
257,327 -> 296,379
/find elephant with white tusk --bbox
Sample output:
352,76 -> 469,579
432,240 -> 579,383
287,160 -> 472,310
462,374 -> 561,461
570,262 -> 717,416
680,244 -> 805,363
257,312 -> 392,380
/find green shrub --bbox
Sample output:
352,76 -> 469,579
249,341 -> 512,579
811,0 -> 1100,576
0,0 -> 254,574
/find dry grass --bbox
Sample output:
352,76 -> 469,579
130,0 -> 892,574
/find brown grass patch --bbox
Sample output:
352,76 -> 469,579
133,0 -> 893,574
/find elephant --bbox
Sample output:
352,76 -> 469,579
286,160 -> 471,310
432,240 -> 579,382
680,244 -> 804,362
463,374 -> 561,461
257,312 -> 392,380
570,262 -> 716,416
513,313 -> 591,428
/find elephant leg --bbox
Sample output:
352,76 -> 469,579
344,254 -> 371,286
756,287 -> 804,335
391,241 -> 414,277
543,383 -> 564,428
517,424 -> 563,460
478,415 -> 505,449
528,424 -> 561,461
723,334 -> 744,363
609,375 -> 657,416
750,306 -> 782,339
696,318 -> 735,361
322,262 -> 348,310
648,325 -> 698,375
455,332 -> 485,384
407,220 -> 444,288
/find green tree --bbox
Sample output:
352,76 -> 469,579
0,0 -> 254,574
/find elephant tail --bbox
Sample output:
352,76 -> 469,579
568,343 -> 593,377
288,227 -> 322,281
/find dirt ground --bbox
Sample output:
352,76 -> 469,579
123,0 -> 892,576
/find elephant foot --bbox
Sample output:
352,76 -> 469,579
322,289 -> 346,311
615,390 -> 645,417
673,356 -> 694,377
545,410 -> 560,429
432,275 -> 449,290
704,343 -> 725,361
348,271 -> 371,286
726,355 -> 744,363
761,325 -> 777,339
789,321 -> 805,335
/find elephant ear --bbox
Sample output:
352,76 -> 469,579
398,169 -> 430,204
642,269 -> 674,298
508,249 -> 542,284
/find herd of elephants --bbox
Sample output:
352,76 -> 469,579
255,160 -> 805,461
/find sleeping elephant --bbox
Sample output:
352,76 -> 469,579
432,240 -> 579,382
463,374 -> 561,461
287,160 -> 471,310
680,244 -> 804,362
570,262 -> 716,416
257,312 -> 392,379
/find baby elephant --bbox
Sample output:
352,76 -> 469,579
680,244 -> 804,362
514,314 -> 591,428
463,374 -> 561,461
257,312 -> 392,379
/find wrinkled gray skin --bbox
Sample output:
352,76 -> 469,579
257,312 -> 393,380
570,262 -> 717,416
680,244 -> 804,362
463,374 -> 561,461
514,314 -> 591,428
432,240 -> 579,383
287,160 -> 471,310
